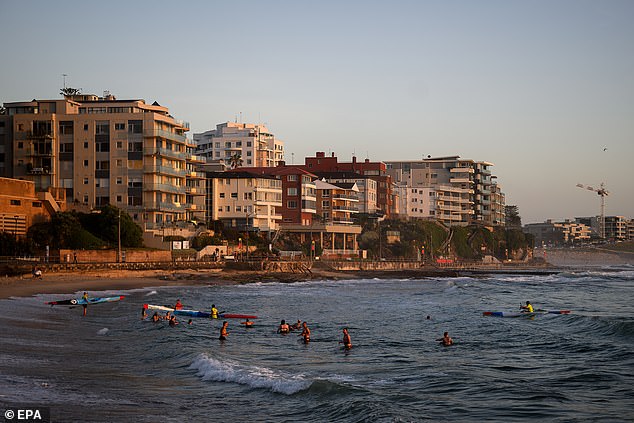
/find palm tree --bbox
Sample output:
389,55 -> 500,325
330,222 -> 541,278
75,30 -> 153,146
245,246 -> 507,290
229,153 -> 243,169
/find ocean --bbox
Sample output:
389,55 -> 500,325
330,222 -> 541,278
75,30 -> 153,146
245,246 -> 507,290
1,267 -> 633,422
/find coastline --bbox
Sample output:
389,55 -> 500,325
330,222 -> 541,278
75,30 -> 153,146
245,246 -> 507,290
2,247 -> 632,300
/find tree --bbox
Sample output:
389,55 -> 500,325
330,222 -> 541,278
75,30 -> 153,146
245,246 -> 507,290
229,153 -> 243,169
60,87 -> 82,97
505,205 -> 522,229
79,205 -> 143,248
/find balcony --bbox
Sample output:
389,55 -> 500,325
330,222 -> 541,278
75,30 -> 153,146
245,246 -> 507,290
450,177 -> 472,184
450,167 -> 474,173
332,194 -> 358,201
144,183 -> 183,194
146,165 -> 187,177
145,147 -> 186,160
144,129 -> 186,143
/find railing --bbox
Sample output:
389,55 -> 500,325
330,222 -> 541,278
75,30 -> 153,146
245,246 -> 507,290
144,129 -> 186,143
146,165 -> 187,177
144,147 -> 186,160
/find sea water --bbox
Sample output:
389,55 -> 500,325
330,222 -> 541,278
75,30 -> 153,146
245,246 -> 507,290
1,267 -> 633,422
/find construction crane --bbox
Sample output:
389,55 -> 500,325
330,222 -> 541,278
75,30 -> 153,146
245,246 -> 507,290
576,183 -> 609,239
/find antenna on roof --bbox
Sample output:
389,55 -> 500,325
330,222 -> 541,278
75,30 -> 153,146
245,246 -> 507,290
240,111 -> 242,124
62,74 -> 68,89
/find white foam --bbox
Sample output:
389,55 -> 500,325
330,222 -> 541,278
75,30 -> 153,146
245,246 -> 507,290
145,290 -> 158,296
190,353 -> 311,395
97,328 -> 109,335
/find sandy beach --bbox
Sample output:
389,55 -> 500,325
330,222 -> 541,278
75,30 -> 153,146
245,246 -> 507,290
0,267 -> 356,300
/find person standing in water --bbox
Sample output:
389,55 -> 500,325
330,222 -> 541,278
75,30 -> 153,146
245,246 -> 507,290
341,328 -> 352,349
82,292 -> 89,316
219,321 -> 229,340
300,322 -> 311,343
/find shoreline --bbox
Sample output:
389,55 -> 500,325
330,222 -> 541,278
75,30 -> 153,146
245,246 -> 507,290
2,247 -> 632,300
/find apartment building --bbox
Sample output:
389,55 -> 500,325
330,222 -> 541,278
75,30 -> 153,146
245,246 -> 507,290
194,122 -> 284,168
575,215 -> 629,241
524,220 -> 592,246
311,171 -> 378,215
205,170 -> 282,233
2,94 -> 205,229
315,179 -> 359,225
302,152 -> 396,217
385,156 -> 505,227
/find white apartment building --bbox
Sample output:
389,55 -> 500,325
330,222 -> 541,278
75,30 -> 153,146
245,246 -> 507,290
205,171 -> 282,233
194,122 -> 284,168
386,156 -> 505,226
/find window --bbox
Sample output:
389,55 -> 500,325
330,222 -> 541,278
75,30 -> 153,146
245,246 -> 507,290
225,206 -> 230,212
246,159 -> 252,165
95,122 -> 109,135
215,142 -> 220,148
322,189 -> 330,198
215,151 -> 221,157
116,195 -> 122,202
288,174 -> 298,181
83,160 -> 89,167
236,206 -> 242,212
60,143 -> 73,153
83,195 -> 89,204
116,177 -> 123,185
287,200 -> 297,209
287,187 -> 298,196
32,201 -> 42,208
128,120 -> 143,134
18,124 -> 24,131
236,141 -> 242,147
10,199 -> 21,206
243,192 -> 252,200
116,159 -> 123,167
246,151 -> 252,156
115,123 -> 125,130
231,193 -> 238,199
116,141 -> 123,149
247,141 -> 252,147
84,124 -> 88,131
17,142 -> 23,149
322,200 -> 330,208
218,207 -> 223,212
83,178 -> 89,184
59,121 -> 74,135
219,193 -> 225,198
225,142 -> 231,148
84,142 -> 88,149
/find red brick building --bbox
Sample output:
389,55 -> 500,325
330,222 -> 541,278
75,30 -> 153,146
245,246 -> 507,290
301,152 -> 396,217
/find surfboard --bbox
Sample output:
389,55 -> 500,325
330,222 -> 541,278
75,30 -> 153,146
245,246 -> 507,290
145,304 -> 258,319
46,295 -> 125,306
482,310 -> 571,318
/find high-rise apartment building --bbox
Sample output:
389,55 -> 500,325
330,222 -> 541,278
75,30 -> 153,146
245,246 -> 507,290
2,94 -> 205,229
386,156 -> 505,227
194,122 -> 284,168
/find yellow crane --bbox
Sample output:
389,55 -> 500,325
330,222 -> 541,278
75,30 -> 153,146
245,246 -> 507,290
576,183 -> 609,239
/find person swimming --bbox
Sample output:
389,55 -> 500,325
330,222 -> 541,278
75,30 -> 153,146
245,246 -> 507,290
241,318 -> 254,327
438,331 -> 453,346
277,319 -> 290,334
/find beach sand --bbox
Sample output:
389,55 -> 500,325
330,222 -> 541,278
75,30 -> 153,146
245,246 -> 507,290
0,267 -> 353,300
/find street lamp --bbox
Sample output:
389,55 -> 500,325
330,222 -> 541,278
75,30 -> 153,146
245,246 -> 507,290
118,209 -> 122,263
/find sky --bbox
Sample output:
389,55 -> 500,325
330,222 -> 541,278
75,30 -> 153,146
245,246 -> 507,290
1,0 -> 632,223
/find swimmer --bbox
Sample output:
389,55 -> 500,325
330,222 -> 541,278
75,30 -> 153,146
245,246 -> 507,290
437,331 -> 453,346
300,322 -> 311,343
341,328 -> 352,349
241,318 -> 254,327
277,319 -> 290,334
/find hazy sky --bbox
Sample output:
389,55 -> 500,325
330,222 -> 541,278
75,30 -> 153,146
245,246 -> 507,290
1,0 -> 632,223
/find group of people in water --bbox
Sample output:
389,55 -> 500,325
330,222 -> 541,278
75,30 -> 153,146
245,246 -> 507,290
138,297 -> 476,349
